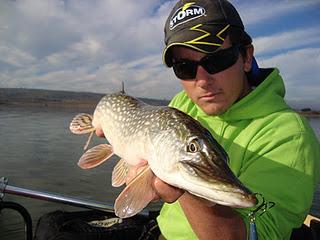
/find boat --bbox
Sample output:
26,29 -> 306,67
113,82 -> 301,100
1,177 -> 319,240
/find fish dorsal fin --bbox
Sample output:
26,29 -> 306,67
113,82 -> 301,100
114,166 -> 156,218
78,144 -> 114,169
112,159 -> 130,187
120,81 -> 125,94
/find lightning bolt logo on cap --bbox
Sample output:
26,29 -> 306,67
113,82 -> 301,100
169,2 -> 205,30
185,24 -> 230,50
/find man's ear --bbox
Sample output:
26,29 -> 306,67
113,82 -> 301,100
243,44 -> 254,73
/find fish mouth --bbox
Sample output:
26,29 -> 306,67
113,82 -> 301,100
178,160 -> 256,206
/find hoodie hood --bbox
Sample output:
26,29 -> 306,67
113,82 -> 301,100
194,68 -> 291,121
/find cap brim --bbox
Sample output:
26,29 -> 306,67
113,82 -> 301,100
163,28 -> 252,67
163,42 -> 218,67
162,24 -> 232,67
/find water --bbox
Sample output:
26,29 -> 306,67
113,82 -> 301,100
0,105 -> 161,239
0,105 -> 319,239
308,117 -> 320,217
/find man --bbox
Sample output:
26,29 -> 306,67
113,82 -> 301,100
151,0 -> 320,239
95,0 -> 319,239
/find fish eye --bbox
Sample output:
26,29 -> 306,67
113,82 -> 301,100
187,139 -> 201,153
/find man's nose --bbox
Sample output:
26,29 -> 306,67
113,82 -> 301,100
195,65 -> 213,87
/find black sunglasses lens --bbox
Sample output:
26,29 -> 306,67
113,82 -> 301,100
203,46 -> 239,74
173,60 -> 197,79
172,45 -> 240,79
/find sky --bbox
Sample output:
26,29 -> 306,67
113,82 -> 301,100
0,0 -> 319,108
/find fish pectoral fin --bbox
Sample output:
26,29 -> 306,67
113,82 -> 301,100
78,144 -> 114,169
70,113 -> 96,150
112,159 -> 129,187
114,166 -> 156,218
69,113 -> 95,134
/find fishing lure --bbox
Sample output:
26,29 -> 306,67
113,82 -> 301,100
248,194 -> 275,240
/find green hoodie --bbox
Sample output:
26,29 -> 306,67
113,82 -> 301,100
157,68 -> 320,240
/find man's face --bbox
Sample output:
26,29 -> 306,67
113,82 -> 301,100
171,39 -> 253,115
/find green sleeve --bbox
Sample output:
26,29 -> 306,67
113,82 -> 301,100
235,119 -> 320,240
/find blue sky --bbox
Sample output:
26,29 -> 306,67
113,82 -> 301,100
0,0 -> 319,108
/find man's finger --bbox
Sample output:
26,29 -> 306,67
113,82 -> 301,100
153,177 -> 184,203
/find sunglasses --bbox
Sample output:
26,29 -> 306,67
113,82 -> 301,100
171,45 -> 241,80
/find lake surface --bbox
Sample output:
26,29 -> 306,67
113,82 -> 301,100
0,104 -> 319,239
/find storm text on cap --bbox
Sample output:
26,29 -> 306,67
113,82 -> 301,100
169,5 -> 205,30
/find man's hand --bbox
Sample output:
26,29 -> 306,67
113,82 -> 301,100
152,176 -> 185,203
152,177 -> 246,240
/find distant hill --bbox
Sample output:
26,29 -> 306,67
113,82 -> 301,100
0,88 -> 169,107
286,99 -> 320,112
0,88 -> 318,117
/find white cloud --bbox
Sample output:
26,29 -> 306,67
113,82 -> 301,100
254,27 -> 320,56
259,47 -> 320,101
72,38 -> 102,56
92,54 -> 180,98
0,45 -> 36,67
0,0 -> 175,96
0,0 -> 319,103
234,0 -> 320,26
15,0 -> 65,18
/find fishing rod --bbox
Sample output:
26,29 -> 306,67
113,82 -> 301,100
0,177 -> 149,217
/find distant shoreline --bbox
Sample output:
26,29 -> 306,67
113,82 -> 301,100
1,101 -> 320,118
0,88 -> 318,116
296,111 -> 320,118
0,100 -> 98,109
0,88 -> 169,108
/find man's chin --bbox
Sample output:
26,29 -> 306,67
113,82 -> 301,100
198,103 -> 227,116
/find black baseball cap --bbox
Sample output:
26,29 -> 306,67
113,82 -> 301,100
163,0 -> 252,67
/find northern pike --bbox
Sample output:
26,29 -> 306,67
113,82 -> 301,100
69,92 -> 256,218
